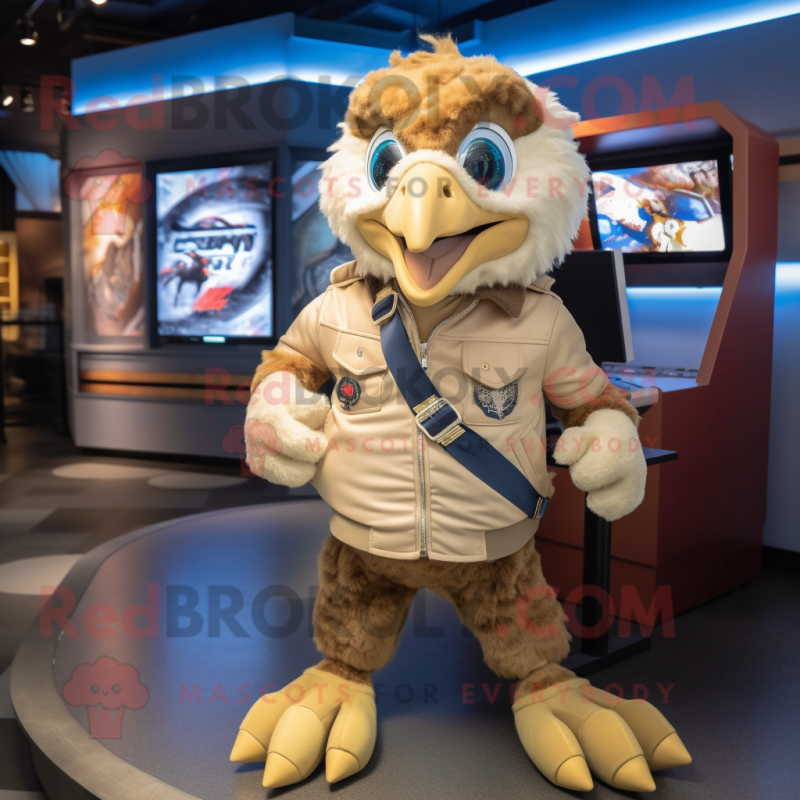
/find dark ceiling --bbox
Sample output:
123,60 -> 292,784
0,0 -> 553,154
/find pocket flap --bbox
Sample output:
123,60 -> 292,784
463,341 -> 524,389
332,332 -> 387,376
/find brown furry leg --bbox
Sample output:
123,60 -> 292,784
313,536 -> 417,685
433,536 -> 572,681
517,662 -> 576,697
315,658 -> 373,685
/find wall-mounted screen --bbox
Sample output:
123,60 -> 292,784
291,160 -> 353,318
154,161 -> 273,343
591,160 -> 724,254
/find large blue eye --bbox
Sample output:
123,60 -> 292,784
457,124 -> 516,191
366,128 -> 405,192
370,141 -> 402,189
461,138 -> 505,189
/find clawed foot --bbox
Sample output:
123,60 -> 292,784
232,671 -> 688,792
230,667 -> 376,788
513,678 -> 691,792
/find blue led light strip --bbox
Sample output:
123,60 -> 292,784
624,264 -> 800,296
777,262 -> 800,290
479,0 -> 800,77
71,3 -> 800,114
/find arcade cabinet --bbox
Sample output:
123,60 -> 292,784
537,102 -> 779,620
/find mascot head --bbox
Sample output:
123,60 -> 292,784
319,34 -> 589,306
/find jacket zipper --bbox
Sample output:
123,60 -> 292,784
397,295 -> 478,558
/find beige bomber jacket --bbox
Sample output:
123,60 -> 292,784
273,262 -> 609,562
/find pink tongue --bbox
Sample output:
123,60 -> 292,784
404,234 -> 475,290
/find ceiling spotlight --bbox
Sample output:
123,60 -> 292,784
22,89 -> 35,113
19,18 -> 38,46
90,0 -> 108,4
2,95 -> 12,108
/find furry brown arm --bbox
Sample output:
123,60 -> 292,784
549,383 -> 640,430
251,348 -> 332,393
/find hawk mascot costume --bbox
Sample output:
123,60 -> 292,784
232,34 -> 691,794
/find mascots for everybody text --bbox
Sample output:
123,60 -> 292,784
232,35 -> 691,793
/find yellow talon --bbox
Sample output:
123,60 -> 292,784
650,732 -> 692,771
613,756 -> 657,792
555,756 -> 594,792
229,729 -> 268,763
262,753 -> 302,789
326,749 -> 361,783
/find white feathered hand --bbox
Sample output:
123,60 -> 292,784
553,408 -> 646,521
245,371 -> 330,487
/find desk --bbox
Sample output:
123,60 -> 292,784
554,447 -> 679,676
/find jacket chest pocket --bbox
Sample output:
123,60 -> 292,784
331,331 -> 388,414
462,341 -> 526,426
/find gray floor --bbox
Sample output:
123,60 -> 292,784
2,426 -> 800,798
0,426 -> 308,795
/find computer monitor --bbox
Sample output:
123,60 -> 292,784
550,249 -> 633,366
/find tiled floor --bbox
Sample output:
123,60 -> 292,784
0,425 -> 312,795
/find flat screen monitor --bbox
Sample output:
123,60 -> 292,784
152,158 -> 274,344
551,249 -> 633,366
591,159 -> 725,255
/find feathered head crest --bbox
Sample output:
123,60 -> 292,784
388,32 -> 461,66
346,32 -> 543,154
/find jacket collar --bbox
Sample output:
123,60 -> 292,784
365,274 -> 526,319
473,283 -> 526,318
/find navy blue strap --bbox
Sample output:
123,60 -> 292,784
372,292 -> 548,519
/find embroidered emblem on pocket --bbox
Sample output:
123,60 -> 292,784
336,376 -> 361,410
473,381 -> 519,420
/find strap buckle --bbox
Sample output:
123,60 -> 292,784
413,395 -> 465,446
533,496 -> 549,519
371,288 -> 398,327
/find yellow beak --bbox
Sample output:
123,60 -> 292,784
357,162 -> 529,306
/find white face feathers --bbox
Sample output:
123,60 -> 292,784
319,84 -> 590,294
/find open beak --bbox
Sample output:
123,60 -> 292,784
357,162 -> 529,306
